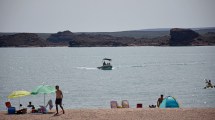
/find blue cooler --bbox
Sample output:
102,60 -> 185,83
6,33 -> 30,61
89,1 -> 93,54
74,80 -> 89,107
8,107 -> 16,114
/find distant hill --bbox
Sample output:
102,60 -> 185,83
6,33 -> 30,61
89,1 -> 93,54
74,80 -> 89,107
0,33 -> 46,47
79,30 -> 170,39
79,27 -> 215,39
1,27 -> 215,39
0,27 -> 215,47
193,27 -> 215,34
169,28 -> 215,46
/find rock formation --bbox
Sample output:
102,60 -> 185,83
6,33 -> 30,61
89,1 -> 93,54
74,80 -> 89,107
48,31 -> 128,47
169,28 -> 199,46
0,33 -> 46,47
1,28 -> 214,47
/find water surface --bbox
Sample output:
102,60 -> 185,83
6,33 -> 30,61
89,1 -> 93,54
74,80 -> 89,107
0,46 -> 215,110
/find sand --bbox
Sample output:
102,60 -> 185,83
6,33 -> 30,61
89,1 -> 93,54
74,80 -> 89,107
1,108 -> 215,120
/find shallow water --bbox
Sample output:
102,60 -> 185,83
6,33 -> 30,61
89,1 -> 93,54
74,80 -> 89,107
0,46 -> 215,110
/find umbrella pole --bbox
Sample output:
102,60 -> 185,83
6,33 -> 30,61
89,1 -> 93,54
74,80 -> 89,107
19,98 -> 20,110
44,93 -> 45,106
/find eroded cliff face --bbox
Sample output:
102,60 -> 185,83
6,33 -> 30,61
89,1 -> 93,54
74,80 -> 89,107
0,33 -> 46,47
169,28 -> 199,46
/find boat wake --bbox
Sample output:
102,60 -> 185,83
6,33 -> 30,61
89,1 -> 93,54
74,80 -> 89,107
131,65 -> 145,68
75,61 -> 206,70
116,61 -> 206,69
76,67 -> 97,70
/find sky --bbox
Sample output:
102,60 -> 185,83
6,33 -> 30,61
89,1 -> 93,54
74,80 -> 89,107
0,0 -> 215,33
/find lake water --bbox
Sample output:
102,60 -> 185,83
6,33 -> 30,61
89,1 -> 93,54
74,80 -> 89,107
0,46 -> 215,111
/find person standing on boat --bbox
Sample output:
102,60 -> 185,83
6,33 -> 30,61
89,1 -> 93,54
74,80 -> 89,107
55,85 -> 65,115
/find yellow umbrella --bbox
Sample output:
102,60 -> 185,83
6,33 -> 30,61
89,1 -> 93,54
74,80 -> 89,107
8,90 -> 31,109
8,91 -> 31,98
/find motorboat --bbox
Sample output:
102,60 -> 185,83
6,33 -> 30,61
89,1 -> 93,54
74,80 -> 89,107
97,58 -> 113,70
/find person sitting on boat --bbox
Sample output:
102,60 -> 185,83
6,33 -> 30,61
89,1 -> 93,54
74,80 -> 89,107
205,79 -> 213,88
207,80 -> 213,88
103,61 -> 106,66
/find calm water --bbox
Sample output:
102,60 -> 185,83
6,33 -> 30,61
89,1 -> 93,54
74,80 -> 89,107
0,46 -> 215,111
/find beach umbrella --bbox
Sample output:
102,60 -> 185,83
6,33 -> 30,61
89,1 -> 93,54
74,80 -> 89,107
8,90 -> 31,109
159,96 -> 179,108
31,85 -> 55,106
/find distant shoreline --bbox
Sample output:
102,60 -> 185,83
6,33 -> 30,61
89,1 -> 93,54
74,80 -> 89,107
1,27 -> 215,47
0,45 -> 214,48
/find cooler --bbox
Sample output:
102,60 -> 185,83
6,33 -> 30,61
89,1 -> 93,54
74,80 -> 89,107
8,107 -> 16,114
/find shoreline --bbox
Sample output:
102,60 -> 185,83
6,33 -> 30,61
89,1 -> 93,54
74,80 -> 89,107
0,45 -> 215,48
1,108 -> 215,120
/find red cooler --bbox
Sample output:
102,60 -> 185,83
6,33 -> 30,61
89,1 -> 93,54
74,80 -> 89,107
137,103 -> 142,108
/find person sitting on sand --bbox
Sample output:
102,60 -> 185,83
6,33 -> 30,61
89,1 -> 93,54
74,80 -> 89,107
157,94 -> 164,107
27,102 -> 34,108
31,106 -> 38,113
55,85 -> 65,115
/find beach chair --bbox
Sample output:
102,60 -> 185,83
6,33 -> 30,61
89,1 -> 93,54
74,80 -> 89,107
46,99 -> 53,110
37,99 -> 53,114
122,100 -> 129,108
110,101 -> 118,108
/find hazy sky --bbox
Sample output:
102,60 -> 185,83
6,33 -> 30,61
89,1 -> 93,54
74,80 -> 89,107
0,0 -> 215,33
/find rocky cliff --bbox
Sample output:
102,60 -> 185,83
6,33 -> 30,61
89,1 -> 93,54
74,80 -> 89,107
169,28 -> 215,46
47,31 -> 131,47
47,30 -> 75,43
169,28 -> 199,46
47,30 -> 168,47
0,33 -> 46,47
0,28 -> 214,47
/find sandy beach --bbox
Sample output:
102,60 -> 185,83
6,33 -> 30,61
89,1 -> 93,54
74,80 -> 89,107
1,108 -> 215,120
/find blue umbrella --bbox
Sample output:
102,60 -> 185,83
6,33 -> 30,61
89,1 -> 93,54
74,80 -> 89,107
31,85 -> 55,106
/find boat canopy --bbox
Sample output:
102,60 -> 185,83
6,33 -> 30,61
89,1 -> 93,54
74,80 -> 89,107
103,58 -> 112,61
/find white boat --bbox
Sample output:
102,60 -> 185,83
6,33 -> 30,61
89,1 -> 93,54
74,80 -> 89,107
97,58 -> 113,70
